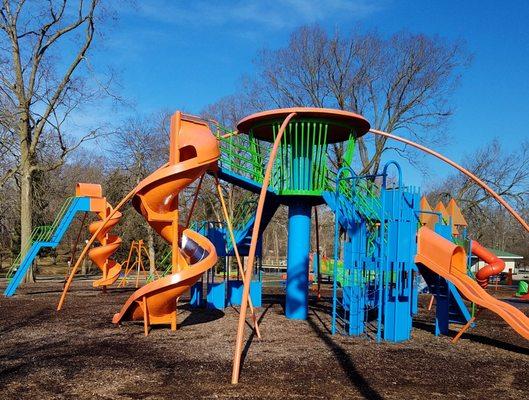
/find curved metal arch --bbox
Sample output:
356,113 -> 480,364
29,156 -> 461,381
370,128 -> 529,233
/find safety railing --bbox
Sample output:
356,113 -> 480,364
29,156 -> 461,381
329,166 -> 388,257
217,134 -> 265,184
6,197 -> 75,280
231,199 -> 258,231
215,119 -> 359,197
269,119 -> 330,195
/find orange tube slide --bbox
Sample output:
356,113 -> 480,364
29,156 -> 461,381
74,183 -> 123,288
472,241 -> 505,289
58,112 -> 220,325
416,227 -> 529,341
112,228 -> 217,331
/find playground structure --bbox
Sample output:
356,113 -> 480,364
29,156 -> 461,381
4,107 -> 529,385
4,183 -> 122,296
112,113 -> 220,334
117,240 -> 159,288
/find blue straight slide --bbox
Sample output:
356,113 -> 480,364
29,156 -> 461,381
4,197 -> 91,297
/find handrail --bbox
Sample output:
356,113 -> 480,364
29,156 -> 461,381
6,197 -> 77,280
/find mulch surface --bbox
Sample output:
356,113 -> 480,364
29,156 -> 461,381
1,280 -> 529,399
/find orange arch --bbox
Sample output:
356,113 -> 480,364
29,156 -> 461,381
231,112 -> 297,384
369,128 -> 529,233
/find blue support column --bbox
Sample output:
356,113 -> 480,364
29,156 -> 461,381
286,201 -> 311,320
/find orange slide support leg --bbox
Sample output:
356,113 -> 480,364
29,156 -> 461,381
427,294 -> 435,311
214,174 -> 261,339
452,309 -> 483,344
232,112 -> 297,384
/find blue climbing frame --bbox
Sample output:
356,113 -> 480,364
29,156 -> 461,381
330,161 -> 420,342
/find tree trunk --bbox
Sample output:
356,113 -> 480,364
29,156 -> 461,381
147,226 -> 156,275
20,165 -> 35,283
81,257 -> 87,275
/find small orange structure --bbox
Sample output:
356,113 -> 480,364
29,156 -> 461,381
434,201 -> 450,225
419,196 -> 436,229
75,183 -> 123,289
446,198 -> 468,236
118,240 -> 157,288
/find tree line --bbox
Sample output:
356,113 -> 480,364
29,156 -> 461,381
0,2 -> 526,280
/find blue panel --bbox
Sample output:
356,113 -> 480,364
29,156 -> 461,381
189,282 -> 203,308
227,280 -> 262,307
227,280 -> 243,306
249,280 -> 263,307
202,224 -> 228,257
344,240 -> 353,269
285,202 -> 311,320
342,285 -> 365,336
206,282 -> 226,310
384,297 -> 413,342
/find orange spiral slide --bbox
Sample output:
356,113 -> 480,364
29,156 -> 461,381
74,183 -> 123,288
112,112 -> 220,334
89,205 -> 123,288
416,226 -> 529,341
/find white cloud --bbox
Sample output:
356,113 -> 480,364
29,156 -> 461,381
129,0 -> 385,31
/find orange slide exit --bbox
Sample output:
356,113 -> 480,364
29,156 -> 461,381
112,112 -> 220,334
472,241 -> 506,288
416,226 -> 529,341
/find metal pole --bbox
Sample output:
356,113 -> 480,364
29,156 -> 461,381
231,112 -> 296,384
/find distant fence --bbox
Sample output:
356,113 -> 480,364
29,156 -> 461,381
261,258 -> 287,272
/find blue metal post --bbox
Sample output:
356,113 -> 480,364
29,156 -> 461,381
285,201 -> 311,320
331,186 -> 342,334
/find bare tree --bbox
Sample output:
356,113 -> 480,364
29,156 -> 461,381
111,112 -> 169,274
202,99 -> 261,225
208,25 -> 470,174
427,139 -> 529,254
0,0 -> 112,281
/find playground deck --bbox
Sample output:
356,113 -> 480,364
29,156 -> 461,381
1,281 -> 529,399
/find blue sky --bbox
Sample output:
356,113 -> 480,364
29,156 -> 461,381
94,0 -> 529,186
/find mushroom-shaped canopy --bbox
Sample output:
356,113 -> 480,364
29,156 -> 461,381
237,107 -> 370,144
